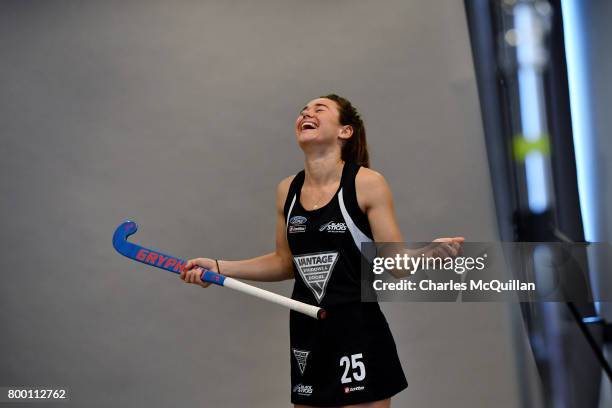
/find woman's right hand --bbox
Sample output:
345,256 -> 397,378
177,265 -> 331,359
180,257 -> 218,288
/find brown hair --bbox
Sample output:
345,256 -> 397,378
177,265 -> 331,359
320,94 -> 370,168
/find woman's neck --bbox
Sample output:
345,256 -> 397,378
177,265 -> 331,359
303,153 -> 344,187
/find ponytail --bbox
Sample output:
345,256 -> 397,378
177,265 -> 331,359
320,94 -> 370,168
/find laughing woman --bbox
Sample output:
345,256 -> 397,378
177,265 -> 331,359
181,94 -> 463,407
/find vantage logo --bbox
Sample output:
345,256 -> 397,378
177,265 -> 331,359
292,349 -> 310,375
293,251 -> 339,303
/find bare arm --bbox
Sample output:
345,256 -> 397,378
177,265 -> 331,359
355,168 -> 404,243
180,176 -> 295,286
355,168 -> 464,277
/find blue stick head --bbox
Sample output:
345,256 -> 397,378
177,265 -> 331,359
113,220 -> 187,275
113,220 -> 139,254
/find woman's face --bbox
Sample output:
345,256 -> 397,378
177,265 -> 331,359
295,98 -> 348,147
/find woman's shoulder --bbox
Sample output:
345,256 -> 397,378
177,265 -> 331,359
355,166 -> 387,189
275,174 -> 297,207
354,167 -> 393,211
278,174 -> 297,191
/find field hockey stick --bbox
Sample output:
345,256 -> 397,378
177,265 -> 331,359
112,220 -> 326,320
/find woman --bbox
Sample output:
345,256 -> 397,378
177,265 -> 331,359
181,94 -> 463,407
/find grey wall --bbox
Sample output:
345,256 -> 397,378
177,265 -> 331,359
0,1 -> 519,407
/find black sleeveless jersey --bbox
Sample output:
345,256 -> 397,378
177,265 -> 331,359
283,162 -> 373,307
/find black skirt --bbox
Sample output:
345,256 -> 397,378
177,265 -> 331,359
290,302 -> 408,406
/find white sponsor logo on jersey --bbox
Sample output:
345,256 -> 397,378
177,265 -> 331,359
289,216 -> 307,233
292,348 -> 310,375
293,384 -> 313,396
289,225 -> 306,233
293,251 -> 339,303
344,385 -> 365,394
290,216 -> 307,225
319,221 -> 347,233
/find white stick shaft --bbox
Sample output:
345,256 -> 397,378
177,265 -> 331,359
223,277 -> 322,319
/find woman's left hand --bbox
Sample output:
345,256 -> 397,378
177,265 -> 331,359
429,236 -> 465,259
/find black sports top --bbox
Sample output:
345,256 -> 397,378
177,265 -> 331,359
283,162 -> 374,307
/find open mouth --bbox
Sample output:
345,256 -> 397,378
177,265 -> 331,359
300,121 -> 318,131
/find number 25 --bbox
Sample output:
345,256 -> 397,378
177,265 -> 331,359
339,353 -> 366,384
